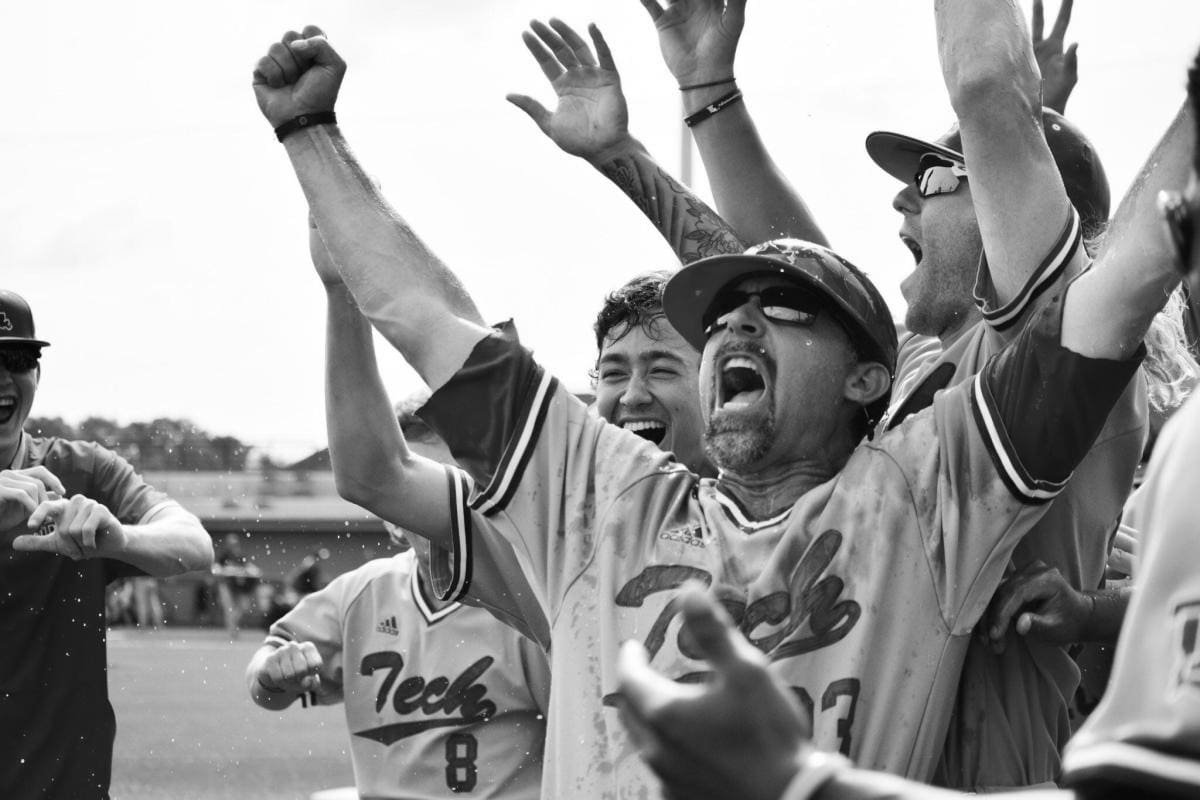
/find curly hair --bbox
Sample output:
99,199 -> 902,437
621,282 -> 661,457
592,271 -> 675,351
1142,287 -> 1200,415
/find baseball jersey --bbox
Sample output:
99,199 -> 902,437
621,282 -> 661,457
881,209 -> 1147,791
265,551 -> 549,800
1060,389 -> 1200,798
0,434 -> 176,800
419,297 -> 1142,798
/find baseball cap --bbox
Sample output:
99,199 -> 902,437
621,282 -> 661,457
0,290 -> 50,348
662,239 -> 898,372
865,108 -> 1110,232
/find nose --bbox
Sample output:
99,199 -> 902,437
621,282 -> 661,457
892,183 -> 920,216
721,299 -> 767,338
619,369 -> 653,407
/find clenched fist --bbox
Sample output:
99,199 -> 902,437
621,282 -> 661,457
252,26 -> 346,129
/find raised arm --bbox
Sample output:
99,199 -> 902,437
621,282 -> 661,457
311,219 -> 458,551
252,27 -> 490,391
936,0 -> 1080,305
1031,0 -> 1079,115
507,19 -> 743,263
1062,101 -> 1195,360
638,0 -> 828,246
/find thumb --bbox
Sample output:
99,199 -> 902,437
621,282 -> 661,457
505,94 -> 552,132
11,533 -> 57,553
1016,611 -> 1057,639
677,586 -> 755,672
1064,42 -> 1079,73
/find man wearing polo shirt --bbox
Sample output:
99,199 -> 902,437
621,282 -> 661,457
0,290 -> 213,800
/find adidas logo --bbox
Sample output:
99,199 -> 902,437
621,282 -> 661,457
376,615 -> 399,636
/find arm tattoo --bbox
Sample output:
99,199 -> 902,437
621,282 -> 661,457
598,151 -> 744,265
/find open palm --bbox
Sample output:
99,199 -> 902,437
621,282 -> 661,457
508,19 -> 632,163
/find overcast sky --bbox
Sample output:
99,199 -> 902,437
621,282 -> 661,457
7,1 -> 1199,461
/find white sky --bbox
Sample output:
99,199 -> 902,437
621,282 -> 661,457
6,1 -> 1199,461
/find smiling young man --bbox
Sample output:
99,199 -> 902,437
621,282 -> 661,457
0,289 -> 212,800
253,25 -> 1145,798
591,271 -> 710,476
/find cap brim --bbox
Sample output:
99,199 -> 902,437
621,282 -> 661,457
865,131 -> 964,186
663,254 -> 864,352
0,337 -> 49,348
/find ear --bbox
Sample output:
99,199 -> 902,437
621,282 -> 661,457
842,361 -> 891,407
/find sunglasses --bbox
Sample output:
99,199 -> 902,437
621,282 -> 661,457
915,153 -> 968,198
1158,189 -> 1196,275
0,350 -> 40,373
702,286 -> 823,337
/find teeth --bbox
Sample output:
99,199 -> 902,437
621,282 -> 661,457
0,398 -> 14,407
723,357 -> 759,374
622,420 -> 665,432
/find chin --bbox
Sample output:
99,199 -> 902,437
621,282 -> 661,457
705,411 -> 774,472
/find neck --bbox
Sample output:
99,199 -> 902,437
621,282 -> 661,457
936,306 -> 982,347
716,457 -> 841,520
0,433 -> 21,470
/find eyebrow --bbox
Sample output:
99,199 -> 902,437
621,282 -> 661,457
597,349 -> 688,366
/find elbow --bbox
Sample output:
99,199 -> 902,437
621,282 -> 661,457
333,473 -> 388,516
163,519 -> 215,577
944,45 -> 1041,118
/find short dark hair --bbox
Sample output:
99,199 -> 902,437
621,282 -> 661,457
593,271 -> 674,351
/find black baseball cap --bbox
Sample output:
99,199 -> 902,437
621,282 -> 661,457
0,290 -> 50,348
663,239 -> 897,372
865,108 -> 1110,232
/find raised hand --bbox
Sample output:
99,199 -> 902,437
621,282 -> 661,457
257,641 -> 324,695
637,0 -> 746,87
12,495 -> 127,560
252,26 -> 346,129
1031,0 -> 1078,114
507,19 -> 633,165
617,586 -> 809,800
984,560 -> 1091,651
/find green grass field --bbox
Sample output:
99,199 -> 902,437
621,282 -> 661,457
108,627 -> 355,800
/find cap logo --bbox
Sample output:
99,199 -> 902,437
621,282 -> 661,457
0,313 -> 11,333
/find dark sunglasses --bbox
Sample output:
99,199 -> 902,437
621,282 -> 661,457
914,153 -> 968,198
702,286 -> 823,337
1158,189 -> 1195,275
0,350 -> 40,373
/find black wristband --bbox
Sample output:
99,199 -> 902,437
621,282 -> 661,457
678,76 -> 736,91
275,111 -> 338,143
683,90 -> 743,128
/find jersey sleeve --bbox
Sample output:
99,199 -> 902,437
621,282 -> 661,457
974,205 -> 1084,334
265,570 -> 364,705
893,289 -> 1144,630
419,322 -> 681,629
1061,396 -> 1200,798
80,442 -> 174,526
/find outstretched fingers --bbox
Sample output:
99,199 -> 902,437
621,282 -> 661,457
589,24 -> 617,72
549,18 -> 598,68
1031,0 -> 1045,42
531,19 -> 580,71
521,29 -> 565,83
638,0 -> 665,23
1049,0 -> 1074,43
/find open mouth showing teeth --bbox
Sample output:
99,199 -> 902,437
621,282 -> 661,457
720,357 -> 766,410
622,420 -> 667,445
901,235 -> 923,265
0,398 -> 15,425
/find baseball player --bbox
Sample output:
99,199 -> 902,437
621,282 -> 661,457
632,0 -> 1185,789
0,290 -> 213,800
614,71 -> 1200,799
244,221 -> 550,800
246,531 -> 550,800
252,28 -> 1157,800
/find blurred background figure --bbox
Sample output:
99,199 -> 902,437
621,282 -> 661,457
213,532 -> 262,639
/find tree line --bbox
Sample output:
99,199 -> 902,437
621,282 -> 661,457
25,417 -> 251,472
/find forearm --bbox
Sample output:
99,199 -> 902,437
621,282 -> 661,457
1080,586 -> 1131,643
682,86 -> 828,247
285,125 -> 490,389
113,511 -> 213,577
1062,102 -> 1194,359
246,646 -> 300,711
323,284 -> 409,512
593,137 -> 744,264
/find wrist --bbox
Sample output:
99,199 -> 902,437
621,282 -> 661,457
780,750 -> 851,800
681,78 -> 739,106
586,134 -> 646,169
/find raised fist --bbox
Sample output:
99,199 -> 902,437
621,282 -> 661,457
252,26 -> 346,129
